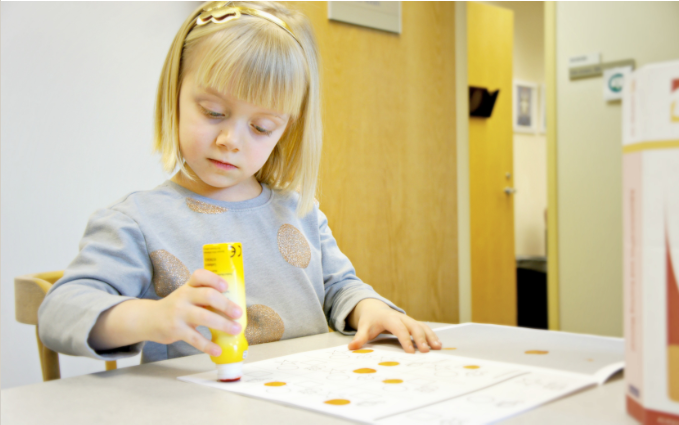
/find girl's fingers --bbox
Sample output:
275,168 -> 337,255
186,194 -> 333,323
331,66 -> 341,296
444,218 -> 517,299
388,320 -> 415,353
348,322 -> 372,350
183,326 -> 222,357
423,325 -> 442,349
367,324 -> 385,341
186,269 -> 227,291
404,319 -> 430,353
191,287 -> 242,319
187,306 -> 241,335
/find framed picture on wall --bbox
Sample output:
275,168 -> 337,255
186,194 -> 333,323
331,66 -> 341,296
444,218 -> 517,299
513,80 -> 538,133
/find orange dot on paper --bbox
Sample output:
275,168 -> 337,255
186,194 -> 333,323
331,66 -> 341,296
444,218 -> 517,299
443,347 -> 457,350
378,362 -> 400,367
325,399 -> 351,405
587,358 -> 594,362
525,350 -> 549,355
353,349 -> 374,354
264,381 -> 287,387
463,365 -> 480,369
383,379 -> 403,384
353,368 -> 377,374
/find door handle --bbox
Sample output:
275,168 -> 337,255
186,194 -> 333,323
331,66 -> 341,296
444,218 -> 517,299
504,187 -> 517,195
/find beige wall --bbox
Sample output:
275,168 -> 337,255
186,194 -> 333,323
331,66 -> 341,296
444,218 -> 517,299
484,2 -> 547,258
556,2 -> 679,336
514,133 -> 547,256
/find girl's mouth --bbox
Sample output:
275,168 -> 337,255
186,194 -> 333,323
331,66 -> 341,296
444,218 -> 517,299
209,159 -> 237,170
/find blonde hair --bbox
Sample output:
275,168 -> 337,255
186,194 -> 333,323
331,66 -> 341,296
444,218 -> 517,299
154,1 -> 322,216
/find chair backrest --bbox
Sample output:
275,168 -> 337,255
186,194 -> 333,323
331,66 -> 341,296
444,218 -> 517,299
14,271 -> 117,381
15,271 -> 62,326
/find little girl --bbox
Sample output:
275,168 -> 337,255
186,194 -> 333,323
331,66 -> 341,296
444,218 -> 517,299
39,1 -> 441,364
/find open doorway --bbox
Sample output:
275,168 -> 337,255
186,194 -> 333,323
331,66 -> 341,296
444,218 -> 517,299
459,2 -> 550,328
484,1 -> 549,330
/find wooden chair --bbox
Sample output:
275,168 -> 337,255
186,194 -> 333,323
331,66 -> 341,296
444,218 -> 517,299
14,271 -> 117,381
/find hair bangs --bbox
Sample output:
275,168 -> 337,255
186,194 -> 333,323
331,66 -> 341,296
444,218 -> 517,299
193,18 -> 307,118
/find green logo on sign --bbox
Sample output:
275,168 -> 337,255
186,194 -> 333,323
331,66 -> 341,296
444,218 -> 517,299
608,73 -> 624,93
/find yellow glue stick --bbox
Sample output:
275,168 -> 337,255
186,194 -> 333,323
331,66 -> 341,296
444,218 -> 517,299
203,243 -> 248,382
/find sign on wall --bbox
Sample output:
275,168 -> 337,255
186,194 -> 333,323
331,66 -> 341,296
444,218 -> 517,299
513,80 -> 538,133
603,66 -> 633,102
328,1 -> 401,34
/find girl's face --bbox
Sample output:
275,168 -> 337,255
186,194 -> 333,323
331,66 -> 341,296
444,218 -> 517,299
175,71 -> 290,201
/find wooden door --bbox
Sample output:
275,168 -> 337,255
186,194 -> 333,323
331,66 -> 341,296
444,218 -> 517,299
467,2 -> 516,325
291,2 -> 459,323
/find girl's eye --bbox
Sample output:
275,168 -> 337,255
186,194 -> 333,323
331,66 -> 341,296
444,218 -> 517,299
252,124 -> 273,136
200,106 -> 224,119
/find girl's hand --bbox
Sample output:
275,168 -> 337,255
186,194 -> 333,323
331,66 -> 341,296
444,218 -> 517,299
346,299 -> 442,354
145,269 -> 242,356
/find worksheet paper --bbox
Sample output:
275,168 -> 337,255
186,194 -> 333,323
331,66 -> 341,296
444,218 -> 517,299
179,324 -> 624,424
376,323 -> 625,385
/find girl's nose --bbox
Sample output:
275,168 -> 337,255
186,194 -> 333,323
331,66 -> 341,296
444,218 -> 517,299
215,123 -> 243,152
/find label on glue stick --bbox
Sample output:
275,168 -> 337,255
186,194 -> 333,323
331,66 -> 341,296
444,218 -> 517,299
202,243 -> 246,328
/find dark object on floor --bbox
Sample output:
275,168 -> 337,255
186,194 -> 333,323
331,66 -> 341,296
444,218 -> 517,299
516,256 -> 548,330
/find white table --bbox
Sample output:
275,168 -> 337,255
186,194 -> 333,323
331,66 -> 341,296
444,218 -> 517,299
1,323 -> 637,424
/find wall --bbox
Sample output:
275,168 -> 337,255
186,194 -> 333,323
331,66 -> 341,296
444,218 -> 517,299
1,2 -> 197,389
485,1 -> 547,258
291,2 -> 459,323
556,2 -> 679,336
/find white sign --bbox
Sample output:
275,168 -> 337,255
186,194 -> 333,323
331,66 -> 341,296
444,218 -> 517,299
569,52 -> 601,69
603,66 -> 632,101
328,1 -> 401,34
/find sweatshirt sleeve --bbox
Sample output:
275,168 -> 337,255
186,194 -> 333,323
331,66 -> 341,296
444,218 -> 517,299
317,209 -> 405,334
38,207 -> 153,360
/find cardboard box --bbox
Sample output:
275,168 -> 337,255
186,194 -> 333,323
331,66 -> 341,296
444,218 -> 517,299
623,60 -> 679,424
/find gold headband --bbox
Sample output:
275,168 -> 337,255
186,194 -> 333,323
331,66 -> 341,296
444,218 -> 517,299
196,2 -> 302,48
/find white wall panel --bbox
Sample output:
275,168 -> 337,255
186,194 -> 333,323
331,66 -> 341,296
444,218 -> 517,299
1,2 -> 199,389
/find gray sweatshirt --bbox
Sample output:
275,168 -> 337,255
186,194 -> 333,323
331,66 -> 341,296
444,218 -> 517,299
38,181 -> 402,363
